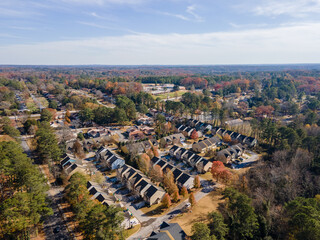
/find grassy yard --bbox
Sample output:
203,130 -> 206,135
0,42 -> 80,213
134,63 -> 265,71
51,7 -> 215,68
199,172 -> 213,181
124,224 -> 141,238
152,90 -> 187,100
140,194 -> 190,217
38,97 -> 49,108
170,190 -> 224,235
26,98 -> 39,112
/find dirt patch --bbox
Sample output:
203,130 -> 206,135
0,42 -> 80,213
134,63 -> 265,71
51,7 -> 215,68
42,164 -> 56,184
170,191 -> 224,235
0,135 -> 15,142
26,138 -> 37,151
141,218 -> 156,227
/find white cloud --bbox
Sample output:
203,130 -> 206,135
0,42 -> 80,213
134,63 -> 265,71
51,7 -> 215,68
61,0 -> 144,6
253,0 -> 320,16
1,22 -> 320,65
186,5 -> 203,22
160,4 -> 204,22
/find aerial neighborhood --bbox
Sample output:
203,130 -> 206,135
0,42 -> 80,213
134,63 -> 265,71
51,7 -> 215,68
1,65 -> 320,240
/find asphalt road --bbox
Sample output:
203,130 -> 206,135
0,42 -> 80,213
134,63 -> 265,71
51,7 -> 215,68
127,180 -> 216,240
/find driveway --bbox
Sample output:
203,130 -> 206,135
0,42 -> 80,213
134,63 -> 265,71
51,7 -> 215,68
127,180 -> 216,240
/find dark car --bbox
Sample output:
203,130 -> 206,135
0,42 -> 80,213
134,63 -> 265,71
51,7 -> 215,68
53,227 -> 60,233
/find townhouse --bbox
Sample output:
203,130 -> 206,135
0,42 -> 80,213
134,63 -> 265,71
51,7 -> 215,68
96,147 -> 125,170
169,146 -> 212,173
151,157 -> 194,189
159,133 -> 185,148
60,154 -> 86,176
212,127 -> 258,147
117,164 -> 166,206
192,136 -> 221,153
216,144 -> 246,164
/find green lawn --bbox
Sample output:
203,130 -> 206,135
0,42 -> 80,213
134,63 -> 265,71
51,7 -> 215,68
153,90 -> 187,100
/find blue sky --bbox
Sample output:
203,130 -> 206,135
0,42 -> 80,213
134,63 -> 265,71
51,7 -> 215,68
0,0 -> 320,65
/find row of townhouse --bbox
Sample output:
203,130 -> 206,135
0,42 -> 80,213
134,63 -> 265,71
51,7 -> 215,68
121,138 -> 159,155
176,124 -> 203,138
151,157 -> 195,189
159,133 -> 185,148
86,181 -> 139,229
212,127 -> 258,147
169,146 -> 212,173
216,144 -> 246,164
117,164 -> 166,206
60,154 -> 87,176
65,136 -> 110,154
192,136 -> 221,153
187,119 -> 213,132
96,147 -> 125,170
87,181 -> 117,206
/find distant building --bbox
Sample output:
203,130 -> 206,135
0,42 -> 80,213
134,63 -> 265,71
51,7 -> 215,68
159,133 -> 185,148
192,136 -> 221,153
225,119 -> 244,127
212,127 -> 258,147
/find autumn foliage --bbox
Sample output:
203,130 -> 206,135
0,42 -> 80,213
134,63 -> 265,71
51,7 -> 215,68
180,186 -> 188,198
172,191 -> 180,203
190,130 -> 199,140
211,161 -> 233,183
194,175 -> 201,188
189,192 -> 196,206
162,193 -> 172,208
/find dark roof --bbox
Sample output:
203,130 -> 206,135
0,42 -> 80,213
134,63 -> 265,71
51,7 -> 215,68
125,168 -> 137,179
170,145 -> 179,152
178,148 -> 187,155
151,157 -> 160,165
61,156 -> 71,166
148,222 -> 186,240
89,187 -> 98,195
177,173 -> 191,185
183,151 -> 194,159
97,146 -> 105,153
108,155 -> 118,165
135,179 -> 149,192
162,163 -> 174,173
63,161 -> 72,168
148,232 -> 171,240
156,160 -> 167,168
132,173 -> 143,186
119,165 -> 130,175
87,181 -> 93,189
191,154 -> 202,163
145,185 -> 158,198
172,168 -> 183,179
66,163 -> 78,174
96,193 -> 105,202
225,130 -> 233,136
104,150 -> 113,159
